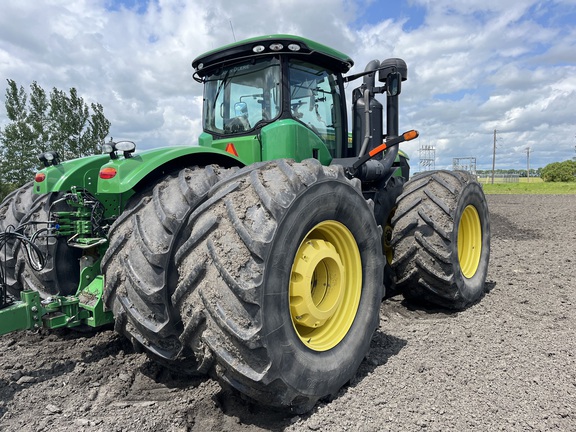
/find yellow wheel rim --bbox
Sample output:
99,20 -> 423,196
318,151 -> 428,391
458,205 -> 482,278
289,221 -> 362,351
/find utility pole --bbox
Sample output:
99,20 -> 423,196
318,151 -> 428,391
491,129 -> 496,184
526,147 -> 530,182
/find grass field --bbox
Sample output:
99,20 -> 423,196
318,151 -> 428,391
482,179 -> 576,194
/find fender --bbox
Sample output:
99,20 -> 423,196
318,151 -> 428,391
97,145 -> 244,195
260,119 -> 332,165
34,154 -> 111,195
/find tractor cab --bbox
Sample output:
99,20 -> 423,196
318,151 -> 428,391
192,35 -> 354,164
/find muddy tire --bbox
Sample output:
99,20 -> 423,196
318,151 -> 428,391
15,192 -> 82,297
102,165 -> 237,360
170,159 -> 383,411
0,182 -> 43,296
391,170 -> 490,310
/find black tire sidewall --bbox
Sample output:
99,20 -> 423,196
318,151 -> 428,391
451,181 -> 491,304
19,192 -> 81,296
260,178 -> 383,398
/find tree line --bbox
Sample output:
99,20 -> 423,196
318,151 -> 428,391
0,80 -> 110,201
476,168 -> 542,177
540,160 -> 576,182
477,162 -> 576,182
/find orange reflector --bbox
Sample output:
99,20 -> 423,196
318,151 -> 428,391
403,130 -> 419,141
35,173 -> 46,183
369,143 -> 387,157
99,167 -> 118,179
225,143 -> 239,157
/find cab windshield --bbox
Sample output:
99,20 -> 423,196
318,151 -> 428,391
203,57 -> 281,135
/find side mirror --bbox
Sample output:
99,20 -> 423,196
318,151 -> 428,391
234,101 -> 248,117
386,72 -> 402,97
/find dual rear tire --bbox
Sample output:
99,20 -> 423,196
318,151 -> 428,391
105,159 -> 384,411
391,170 -> 490,309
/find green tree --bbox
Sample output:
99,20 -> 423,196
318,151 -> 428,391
0,178 -> 12,203
0,79 -> 111,188
541,160 -> 576,182
0,80 -> 39,187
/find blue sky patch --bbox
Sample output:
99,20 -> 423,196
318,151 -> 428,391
529,0 -> 576,28
105,0 -> 151,14
354,0 -> 426,31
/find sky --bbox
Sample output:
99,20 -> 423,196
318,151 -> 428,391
1,0 -> 575,172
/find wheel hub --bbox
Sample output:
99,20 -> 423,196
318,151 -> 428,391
289,220 -> 362,351
458,204 -> 482,278
290,239 -> 345,329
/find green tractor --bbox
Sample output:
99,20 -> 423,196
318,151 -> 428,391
0,35 -> 490,412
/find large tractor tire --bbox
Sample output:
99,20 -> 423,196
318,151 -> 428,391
166,159 -> 383,411
15,192 -> 82,297
0,183 -> 44,296
391,170 -> 490,310
102,165 -> 237,360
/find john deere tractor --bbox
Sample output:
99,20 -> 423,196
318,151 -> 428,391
0,35 -> 490,412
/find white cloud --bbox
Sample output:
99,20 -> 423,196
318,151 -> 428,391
0,0 -> 574,170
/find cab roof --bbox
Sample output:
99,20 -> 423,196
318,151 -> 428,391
192,34 -> 354,76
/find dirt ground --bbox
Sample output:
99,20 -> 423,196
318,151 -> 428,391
1,194 -> 575,432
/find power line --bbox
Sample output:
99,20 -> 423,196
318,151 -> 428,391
526,147 -> 531,182
453,157 -> 477,175
229,21 -> 236,42
491,129 -> 497,184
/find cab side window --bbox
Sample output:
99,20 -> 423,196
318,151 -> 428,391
288,60 -> 344,158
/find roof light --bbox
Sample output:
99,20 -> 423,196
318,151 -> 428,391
288,43 -> 301,52
99,167 -> 118,180
269,43 -> 283,51
253,45 -> 265,53
35,173 -> 46,183
197,62 -> 204,70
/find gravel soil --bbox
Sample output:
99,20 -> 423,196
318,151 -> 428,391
1,194 -> 575,431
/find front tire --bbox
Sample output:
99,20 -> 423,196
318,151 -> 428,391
391,170 -> 490,309
171,159 -> 384,411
